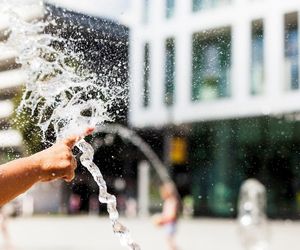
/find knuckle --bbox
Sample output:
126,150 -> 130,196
61,160 -> 70,168
67,153 -> 73,161
62,152 -> 72,161
61,145 -> 69,152
67,172 -> 75,182
64,153 -> 70,160
57,143 -> 65,150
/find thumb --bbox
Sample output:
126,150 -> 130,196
62,127 -> 94,148
63,135 -> 79,148
84,127 -> 95,136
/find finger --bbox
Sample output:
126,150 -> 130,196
84,127 -> 95,136
77,127 -> 95,140
64,171 -> 75,183
63,177 -> 71,182
71,157 -> 77,170
72,127 -> 95,143
62,128 -> 94,147
41,178 -> 52,182
63,135 -> 79,148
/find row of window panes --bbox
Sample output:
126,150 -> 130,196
143,43 -> 150,107
142,39 -> 175,107
251,20 -> 264,95
165,38 -> 176,105
142,12 -> 299,107
143,0 -> 232,23
285,12 -> 299,90
142,30 -> 232,107
143,0 -> 175,23
251,13 -> 299,94
193,0 -> 231,12
192,29 -> 231,101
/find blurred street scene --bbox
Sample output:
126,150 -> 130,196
1,0 -> 300,249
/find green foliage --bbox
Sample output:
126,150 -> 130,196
11,90 -> 44,156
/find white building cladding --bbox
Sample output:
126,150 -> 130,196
0,3 -> 63,215
129,0 -> 300,128
0,3 -> 44,149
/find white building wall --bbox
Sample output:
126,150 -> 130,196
0,3 -> 62,214
129,0 -> 300,128
0,3 -> 44,149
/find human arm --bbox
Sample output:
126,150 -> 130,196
153,198 -> 179,226
155,212 -> 177,226
0,136 -> 78,207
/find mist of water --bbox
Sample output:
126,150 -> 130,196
95,124 -> 172,184
0,0 -> 140,249
238,179 -> 270,250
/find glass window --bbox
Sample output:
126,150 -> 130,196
192,29 -> 231,101
193,0 -> 231,12
164,38 -> 176,106
143,43 -> 150,107
166,0 -> 175,19
143,0 -> 150,24
284,13 -> 299,90
193,0 -> 202,12
251,20 -> 264,95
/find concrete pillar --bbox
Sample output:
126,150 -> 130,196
232,0 -> 251,102
265,7 -> 284,99
138,161 -> 150,217
174,20 -> 192,123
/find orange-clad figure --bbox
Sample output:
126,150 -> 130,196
153,183 -> 180,250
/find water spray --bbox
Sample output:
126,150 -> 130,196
238,179 -> 270,250
0,0 -> 140,249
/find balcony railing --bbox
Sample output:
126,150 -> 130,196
0,130 -> 22,148
0,100 -> 14,119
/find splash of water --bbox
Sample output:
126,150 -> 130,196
77,139 -> 140,249
6,10 -> 112,139
238,179 -> 270,250
0,0 -> 140,249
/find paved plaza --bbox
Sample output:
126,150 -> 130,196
0,216 -> 299,250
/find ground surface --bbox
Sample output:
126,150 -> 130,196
0,216 -> 299,250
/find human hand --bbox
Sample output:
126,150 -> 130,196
152,214 -> 163,227
30,127 -> 94,182
31,135 -> 78,182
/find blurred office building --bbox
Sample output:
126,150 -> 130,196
129,0 -> 300,218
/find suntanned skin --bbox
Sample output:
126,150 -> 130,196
0,127 -> 94,207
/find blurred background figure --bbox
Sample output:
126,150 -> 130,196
88,194 -> 100,215
182,195 -> 194,218
153,183 -> 180,250
0,206 -> 11,250
68,194 -> 82,214
125,197 -> 137,218
238,179 -> 270,250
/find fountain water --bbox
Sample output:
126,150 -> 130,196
94,124 -> 179,212
0,0 -> 140,249
238,179 -> 270,250
95,124 -> 172,184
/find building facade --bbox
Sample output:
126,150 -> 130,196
129,0 -> 300,218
